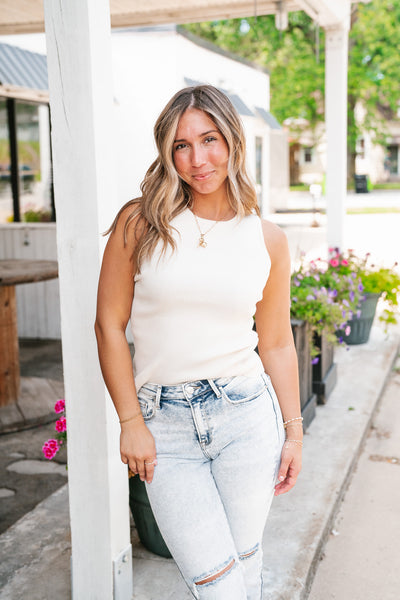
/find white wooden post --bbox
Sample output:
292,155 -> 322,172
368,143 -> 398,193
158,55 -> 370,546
325,18 -> 349,250
43,1 -> 133,598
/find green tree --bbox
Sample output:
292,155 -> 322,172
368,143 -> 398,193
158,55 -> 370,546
183,0 -> 400,183
348,0 -> 400,179
183,14 -> 325,142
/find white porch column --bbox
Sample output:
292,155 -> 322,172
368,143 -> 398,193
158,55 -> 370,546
325,17 -> 350,250
43,1 -> 132,598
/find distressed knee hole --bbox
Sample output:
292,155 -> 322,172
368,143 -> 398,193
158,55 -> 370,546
195,558 -> 235,586
239,543 -> 259,561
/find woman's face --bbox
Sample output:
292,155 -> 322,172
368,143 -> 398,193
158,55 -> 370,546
173,108 -> 229,201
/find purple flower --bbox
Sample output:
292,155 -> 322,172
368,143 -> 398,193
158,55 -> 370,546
312,357 -> 319,365
349,290 -> 355,302
338,336 -> 344,344
330,289 -> 338,298
342,299 -> 350,307
306,294 -> 315,301
358,283 -> 364,292
313,274 -> 320,282
294,279 -> 301,287
356,310 -> 361,319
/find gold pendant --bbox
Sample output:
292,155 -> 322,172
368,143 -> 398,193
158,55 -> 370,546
199,235 -> 207,248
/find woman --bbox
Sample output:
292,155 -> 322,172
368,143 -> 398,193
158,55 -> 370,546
95,85 -> 302,599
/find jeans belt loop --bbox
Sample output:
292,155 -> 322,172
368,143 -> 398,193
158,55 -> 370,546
155,385 -> 162,409
208,379 -> 222,398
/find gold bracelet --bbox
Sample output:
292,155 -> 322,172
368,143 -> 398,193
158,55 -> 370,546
119,410 -> 142,424
284,439 -> 303,446
283,417 -> 303,429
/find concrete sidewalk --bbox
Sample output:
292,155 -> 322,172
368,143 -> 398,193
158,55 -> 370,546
1,324 -> 398,600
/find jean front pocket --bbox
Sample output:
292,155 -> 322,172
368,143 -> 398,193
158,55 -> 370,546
137,387 -> 156,421
220,375 -> 267,405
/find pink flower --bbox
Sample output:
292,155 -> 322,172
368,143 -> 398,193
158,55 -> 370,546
55,417 -> 67,433
54,399 -> 65,414
345,326 -> 351,336
42,439 -> 60,460
341,259 -> 349,266
329,258 -> 339,267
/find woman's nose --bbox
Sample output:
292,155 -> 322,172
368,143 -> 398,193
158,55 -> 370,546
191,144 -> 206,167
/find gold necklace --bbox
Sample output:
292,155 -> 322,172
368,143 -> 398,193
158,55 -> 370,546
191,211 -> 219,248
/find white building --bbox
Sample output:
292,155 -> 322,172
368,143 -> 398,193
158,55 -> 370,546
112,25 -> 288,215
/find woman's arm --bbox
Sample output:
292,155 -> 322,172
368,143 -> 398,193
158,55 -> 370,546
254,219 -> 302,496
95,207 -> 157,483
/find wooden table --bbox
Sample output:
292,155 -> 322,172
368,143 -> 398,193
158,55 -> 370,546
0,259 -> 58,407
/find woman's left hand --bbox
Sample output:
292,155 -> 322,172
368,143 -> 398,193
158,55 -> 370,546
274,442 -> 302,496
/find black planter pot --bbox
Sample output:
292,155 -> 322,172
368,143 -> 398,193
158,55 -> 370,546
129,475 -> 172,558
340,292 -> 380,345
291,319 -> 316,430
312,333 -> 337,405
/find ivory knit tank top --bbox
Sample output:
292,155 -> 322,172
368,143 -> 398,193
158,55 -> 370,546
130,208 -> 271,391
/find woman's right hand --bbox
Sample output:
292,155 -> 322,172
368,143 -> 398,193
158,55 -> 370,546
120,420 -> 157,484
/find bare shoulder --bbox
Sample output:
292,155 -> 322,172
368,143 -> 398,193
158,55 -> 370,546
260,218 -> 289,262
107,199 -> 144,252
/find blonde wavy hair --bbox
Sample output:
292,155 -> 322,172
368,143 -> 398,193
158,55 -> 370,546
107,84 -> 260,272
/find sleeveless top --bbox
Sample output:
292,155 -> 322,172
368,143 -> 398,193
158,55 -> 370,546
130,208 -> 271,391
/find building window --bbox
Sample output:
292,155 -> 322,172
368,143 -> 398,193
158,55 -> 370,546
356,137 -> 365,160
0,98 -> 54,224
386,145 -> 399,175
0,99 -> 12,222
303,146 -> 313,164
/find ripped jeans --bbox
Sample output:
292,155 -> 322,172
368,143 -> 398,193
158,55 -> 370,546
138,372 -> 285,599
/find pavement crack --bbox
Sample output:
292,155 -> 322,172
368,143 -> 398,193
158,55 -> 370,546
368,454 -> 399,465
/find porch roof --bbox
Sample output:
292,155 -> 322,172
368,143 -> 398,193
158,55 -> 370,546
0,0 -> 364,35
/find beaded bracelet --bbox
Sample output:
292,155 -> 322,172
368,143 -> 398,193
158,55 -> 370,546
283,416 -> 303,429
119,410 -> 142,425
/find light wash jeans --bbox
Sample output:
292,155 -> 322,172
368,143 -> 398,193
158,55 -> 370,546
138,372 -> 284,600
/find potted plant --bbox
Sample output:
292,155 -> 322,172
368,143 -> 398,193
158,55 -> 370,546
326,248 -> 400,344
42,401 -> 171,558
291,253 -> 363,404
128,472 -> 172,558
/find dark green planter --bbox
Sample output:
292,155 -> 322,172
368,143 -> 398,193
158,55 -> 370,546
129,475 -> 172,558
312,333 -> 337,405
291,319 -> 316,431
254,319 -> 316,430
340,293 -> 380,345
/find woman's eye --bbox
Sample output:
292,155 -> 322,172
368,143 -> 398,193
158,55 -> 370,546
174,143 -> 187,151
204,136 -> 217,144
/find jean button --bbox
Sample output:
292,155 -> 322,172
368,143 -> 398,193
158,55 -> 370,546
186,385 -> 194,395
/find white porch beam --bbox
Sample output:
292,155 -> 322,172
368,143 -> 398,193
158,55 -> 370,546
324,11 -> 350,250
0,1 -> 362,34
43,1 -> 133,598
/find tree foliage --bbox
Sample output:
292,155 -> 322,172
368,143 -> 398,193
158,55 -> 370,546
348,0 -> 400,152
183,13 -> 325,141
183,0 -> 400,171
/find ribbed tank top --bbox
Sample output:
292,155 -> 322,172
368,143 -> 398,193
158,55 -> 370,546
130,208 -> 271,391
